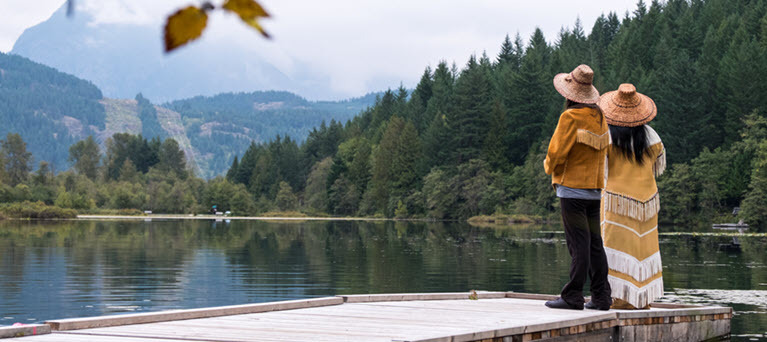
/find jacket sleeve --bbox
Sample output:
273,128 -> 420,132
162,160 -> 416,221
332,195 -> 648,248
544,112 -> 577,175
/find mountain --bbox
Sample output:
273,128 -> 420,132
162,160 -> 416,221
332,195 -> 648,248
10,4 -> 336,103
0,52 -> 105,171
0,52 -> 377,178
165,91 -> 379,178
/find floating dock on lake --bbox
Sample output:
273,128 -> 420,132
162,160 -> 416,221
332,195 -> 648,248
2,292 -> 731,342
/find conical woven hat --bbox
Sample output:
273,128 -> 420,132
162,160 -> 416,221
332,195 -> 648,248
553,64 -> 600,104
597,83 -> 656,127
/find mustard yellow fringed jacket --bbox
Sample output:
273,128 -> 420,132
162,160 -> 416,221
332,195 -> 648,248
544,107 -> 609,189
603,126 -> 666,221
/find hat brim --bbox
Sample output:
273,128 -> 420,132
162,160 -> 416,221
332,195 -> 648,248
597,91 -> 657,127
553,73 -> 600,104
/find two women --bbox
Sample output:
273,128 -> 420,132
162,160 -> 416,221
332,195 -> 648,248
544,65 -> 664,310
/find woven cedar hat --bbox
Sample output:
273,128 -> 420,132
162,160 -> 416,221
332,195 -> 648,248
597,83 -> 657,127
553,64 -> 600,104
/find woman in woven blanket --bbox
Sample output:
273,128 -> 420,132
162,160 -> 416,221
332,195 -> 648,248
597,83 -> 666,310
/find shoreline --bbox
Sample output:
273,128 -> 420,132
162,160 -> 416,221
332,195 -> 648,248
75,214 -> 449,222
77,214 -> 387,221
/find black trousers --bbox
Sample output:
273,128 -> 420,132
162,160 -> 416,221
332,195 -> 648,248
559,197 -> 611,308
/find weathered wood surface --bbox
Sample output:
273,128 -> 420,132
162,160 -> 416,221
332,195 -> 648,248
46,297 -> 343,331
9,292 -> 731,342
0,325 -> 49,339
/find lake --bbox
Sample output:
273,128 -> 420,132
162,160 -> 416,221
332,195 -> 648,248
0,219 -> 764,340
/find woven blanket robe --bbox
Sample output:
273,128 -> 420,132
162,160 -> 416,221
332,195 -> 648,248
601,125 -> 666,308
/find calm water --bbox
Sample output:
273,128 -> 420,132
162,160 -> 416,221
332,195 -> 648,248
0,220 -> 764,340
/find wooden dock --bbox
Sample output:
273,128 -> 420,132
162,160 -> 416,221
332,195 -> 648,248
2,292 -> 731,342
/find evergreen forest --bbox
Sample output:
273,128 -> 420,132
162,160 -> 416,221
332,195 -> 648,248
0,52 -> 105,170
4,0 -> 767,232
222,0 -> 767,230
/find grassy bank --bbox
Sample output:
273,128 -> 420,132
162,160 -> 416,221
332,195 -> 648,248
258,211 -> 311,218
467,213 -> 554,227
467,214 -> 548,226
0,201 -> 77,219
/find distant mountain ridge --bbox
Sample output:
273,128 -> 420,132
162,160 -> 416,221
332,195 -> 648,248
0,51 -> 104,171
166,91 -> 380,178
0,52 -> 378,178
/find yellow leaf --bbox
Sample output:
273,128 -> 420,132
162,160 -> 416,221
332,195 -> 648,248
164,6 -> 209,53
223,0 -> 271,38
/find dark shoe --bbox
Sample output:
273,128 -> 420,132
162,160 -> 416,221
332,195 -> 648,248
585,300 -> 610,311
545,297 -> 583,310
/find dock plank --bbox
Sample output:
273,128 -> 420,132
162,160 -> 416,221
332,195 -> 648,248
10,295 -> 731,342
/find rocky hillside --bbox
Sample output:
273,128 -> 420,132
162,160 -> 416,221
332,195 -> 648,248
0,52 -> 376,177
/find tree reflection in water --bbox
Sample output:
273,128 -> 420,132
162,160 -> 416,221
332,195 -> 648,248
0,220 -> 763,338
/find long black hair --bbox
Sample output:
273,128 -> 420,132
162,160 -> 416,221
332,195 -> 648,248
565,99 -> 601,113
609,125 -> 651,165
565,99 -> 603,122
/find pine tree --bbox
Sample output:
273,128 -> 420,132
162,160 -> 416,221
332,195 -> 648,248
507,29 -> 552,165
370,117 -> 402,214
719,29 -> 767,144
369,91 -> 397,139
450,55 -> 494,164
69,136 -> 101,180
32,161 -> 53,186
650,39 -> 711,163
482,100 -> 509,171
157,138 -> 187,178
226,156 -> 239,181
304,157 -> 332,212
2,133 -> 32,186
391,120 -> 423,196
119,159 -> 139,183
406,68 -> 433,133
275,181 -> 298,211
235,142 -> 260,186
370,116 -> 423,215
551,19 -> 589,74
497,34 -> 516,66
422,62 -> 455,169
249,151 -> 279,198
347,138 -> 372,192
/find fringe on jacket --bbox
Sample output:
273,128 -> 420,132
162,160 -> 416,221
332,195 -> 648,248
603,191 -> 660,222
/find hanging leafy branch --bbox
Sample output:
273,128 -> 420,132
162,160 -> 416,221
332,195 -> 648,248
64,0 -> 271,53
165,0 -> 271,52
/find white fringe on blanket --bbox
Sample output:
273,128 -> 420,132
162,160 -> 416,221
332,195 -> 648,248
604,191 -> 660,222
601,219 -> 657,238
604,247 -> 663,282
653,149 -> 666,177
608,275 -> 664,309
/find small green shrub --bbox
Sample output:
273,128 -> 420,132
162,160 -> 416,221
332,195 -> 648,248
77,208 -> 144,216
0,201 -> 77,219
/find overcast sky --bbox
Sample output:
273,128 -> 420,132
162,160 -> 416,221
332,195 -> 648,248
0,0 -> 639,98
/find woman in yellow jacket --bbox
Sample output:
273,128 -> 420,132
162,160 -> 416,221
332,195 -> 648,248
597,84 -> 665,309
543,64 -> 612,311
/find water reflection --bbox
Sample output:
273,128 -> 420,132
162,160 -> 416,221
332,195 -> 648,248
0,220 -> 763,341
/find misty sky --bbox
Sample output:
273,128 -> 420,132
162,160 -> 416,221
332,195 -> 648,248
0,0 -> 640,99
